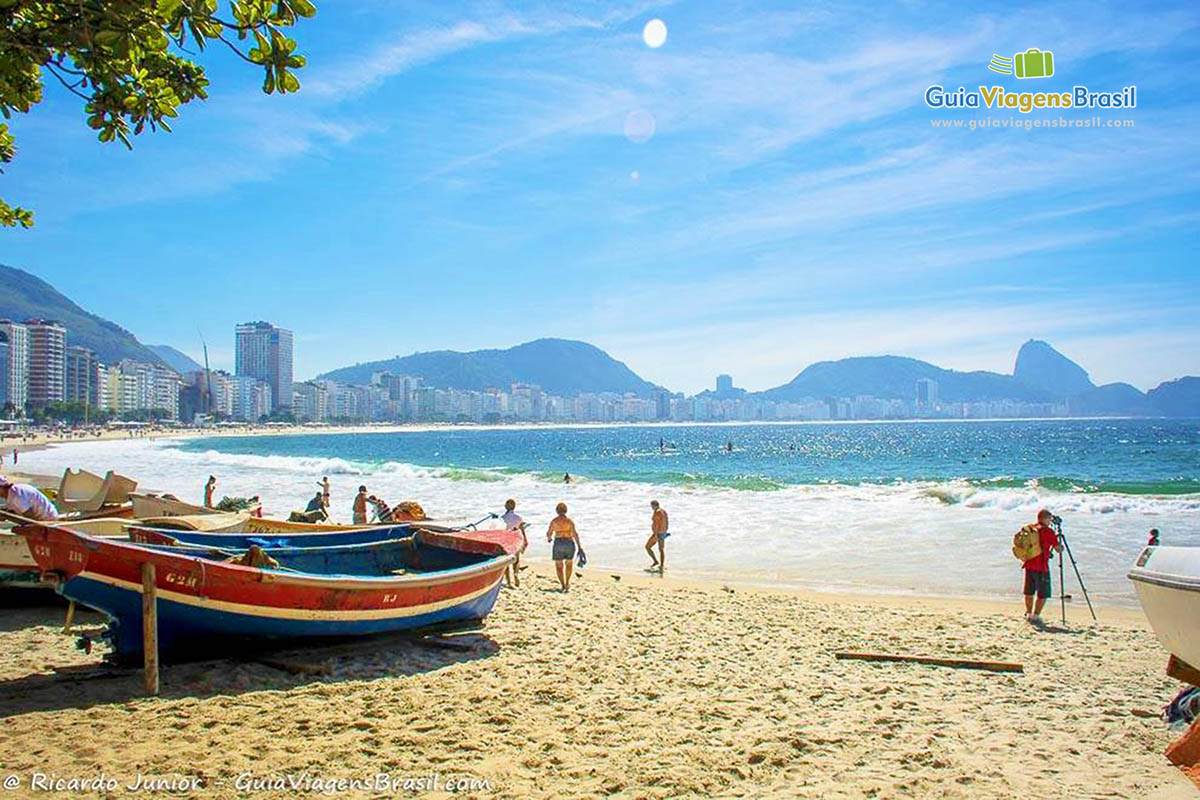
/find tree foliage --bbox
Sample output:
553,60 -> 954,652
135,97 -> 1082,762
0,0 -> 316,227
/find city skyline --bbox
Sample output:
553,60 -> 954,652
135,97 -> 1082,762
0,2 -> 1195,393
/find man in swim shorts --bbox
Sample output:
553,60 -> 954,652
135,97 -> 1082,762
645,500 -> 669,573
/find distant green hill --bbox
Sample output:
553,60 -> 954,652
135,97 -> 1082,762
319,338 -> 662,396
1014,339 -> 1095,395
0,264 -> 169,368
1148,377 -> 1200,417
760,355 -> 1056,403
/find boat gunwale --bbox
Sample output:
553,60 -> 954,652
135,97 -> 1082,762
1128,569 -> 1200,593
22,525 -> 516,592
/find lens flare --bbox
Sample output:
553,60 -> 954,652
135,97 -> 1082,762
623,109 -> 656,143
642,19 -> 667,49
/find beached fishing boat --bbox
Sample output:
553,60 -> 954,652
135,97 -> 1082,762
17,523 -> 521,662
127,522 -> 423,550
1128,546 -> 1200,671
137,512 -> 254,532
130,493 -> 262,519
1,517 -> 135,588
56,469 -> 137,514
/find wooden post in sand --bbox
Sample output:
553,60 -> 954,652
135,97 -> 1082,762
62,600 -> 76,633
142,562 -> 159,696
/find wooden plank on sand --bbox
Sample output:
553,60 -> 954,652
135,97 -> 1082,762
835,651 -> 1023,674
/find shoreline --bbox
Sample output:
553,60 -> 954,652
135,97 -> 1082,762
7,427 -> 1181,611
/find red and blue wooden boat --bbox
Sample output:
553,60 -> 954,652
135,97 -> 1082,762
125,522 -> 423,551
18,523 -> 521,663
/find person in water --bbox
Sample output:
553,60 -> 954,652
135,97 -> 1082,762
203,475 -> 217,508
352,485 -> 369,524
1022,509 -> 1062,626
546,501 -> 581,592
318,476 -> 331,503
1148,528 -> 1160,546
501,498 -> 527,588
563,473 -> 571,484
645,500 -> 670,573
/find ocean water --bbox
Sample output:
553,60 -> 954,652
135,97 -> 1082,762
15,419 -> 1200,605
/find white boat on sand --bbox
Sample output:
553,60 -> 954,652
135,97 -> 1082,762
1128,545 -> 1200,674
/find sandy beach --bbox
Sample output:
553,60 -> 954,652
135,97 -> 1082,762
0,565 -> 1194,799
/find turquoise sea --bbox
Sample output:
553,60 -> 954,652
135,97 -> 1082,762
21,419 -> 1200,605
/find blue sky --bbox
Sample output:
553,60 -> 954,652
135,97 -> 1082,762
1,0 -> 1197,393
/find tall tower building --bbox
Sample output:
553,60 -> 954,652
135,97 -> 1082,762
716,374 -> 733,393
65,345 -> 101,408
915,378 -> 939,413
0,320 -> 29,411
235,321 -> 293,412
0,332 -> 8,411
24,319 -> 66,408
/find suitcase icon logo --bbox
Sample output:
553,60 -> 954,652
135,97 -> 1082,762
988,48 -> 1055,79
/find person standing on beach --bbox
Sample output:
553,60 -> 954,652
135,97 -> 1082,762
203,475 -> 217,508
318,476 -> 331,504
645,500 -> 670,573
501,498 -> 527,588
546,502 -> 581,592
0,476 -> 58,521
1022,509 -> 1062,625
353,485 -> 369,524
1148,528 -> 1160,546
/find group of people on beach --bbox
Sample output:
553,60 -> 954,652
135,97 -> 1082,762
496,497 -> 670,592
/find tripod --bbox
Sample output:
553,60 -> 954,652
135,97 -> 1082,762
1054,519 -> 1097,625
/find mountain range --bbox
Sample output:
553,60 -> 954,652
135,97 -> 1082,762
319,339 -> 662,397
2,264 -> 1196,416
0,264 -> 168,368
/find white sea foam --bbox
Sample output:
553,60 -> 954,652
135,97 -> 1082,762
16,438 -> 1200,605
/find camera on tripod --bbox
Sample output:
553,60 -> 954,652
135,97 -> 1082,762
1049,513 -> 1063,526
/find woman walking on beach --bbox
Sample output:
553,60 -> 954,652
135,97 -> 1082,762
203,475 -> 216,508
546,502 -> 581,592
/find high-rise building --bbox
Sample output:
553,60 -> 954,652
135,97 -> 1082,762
0,320 -> 29,411
235,321 -> 293,413
65,345 -> 101,408
24,319 -> 66,408
915,378 -> 939,413
231,375 -> 272,422
716,374 -> 733,393
0,332 -> 8,411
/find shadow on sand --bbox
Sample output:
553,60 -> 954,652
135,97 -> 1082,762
0,593 -> 500,719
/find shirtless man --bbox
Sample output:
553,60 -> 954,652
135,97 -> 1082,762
352,485 -> 369,525
645,500 -> 669,573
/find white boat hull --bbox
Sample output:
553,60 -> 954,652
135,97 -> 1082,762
1128,546 -> 1200,669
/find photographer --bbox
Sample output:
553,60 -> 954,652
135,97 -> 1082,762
1022,509 -> 1062,625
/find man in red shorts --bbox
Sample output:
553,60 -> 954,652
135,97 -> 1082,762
1022,508 -> 1062,625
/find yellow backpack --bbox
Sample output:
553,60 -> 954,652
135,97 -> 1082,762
1012,524 -> 1042,563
